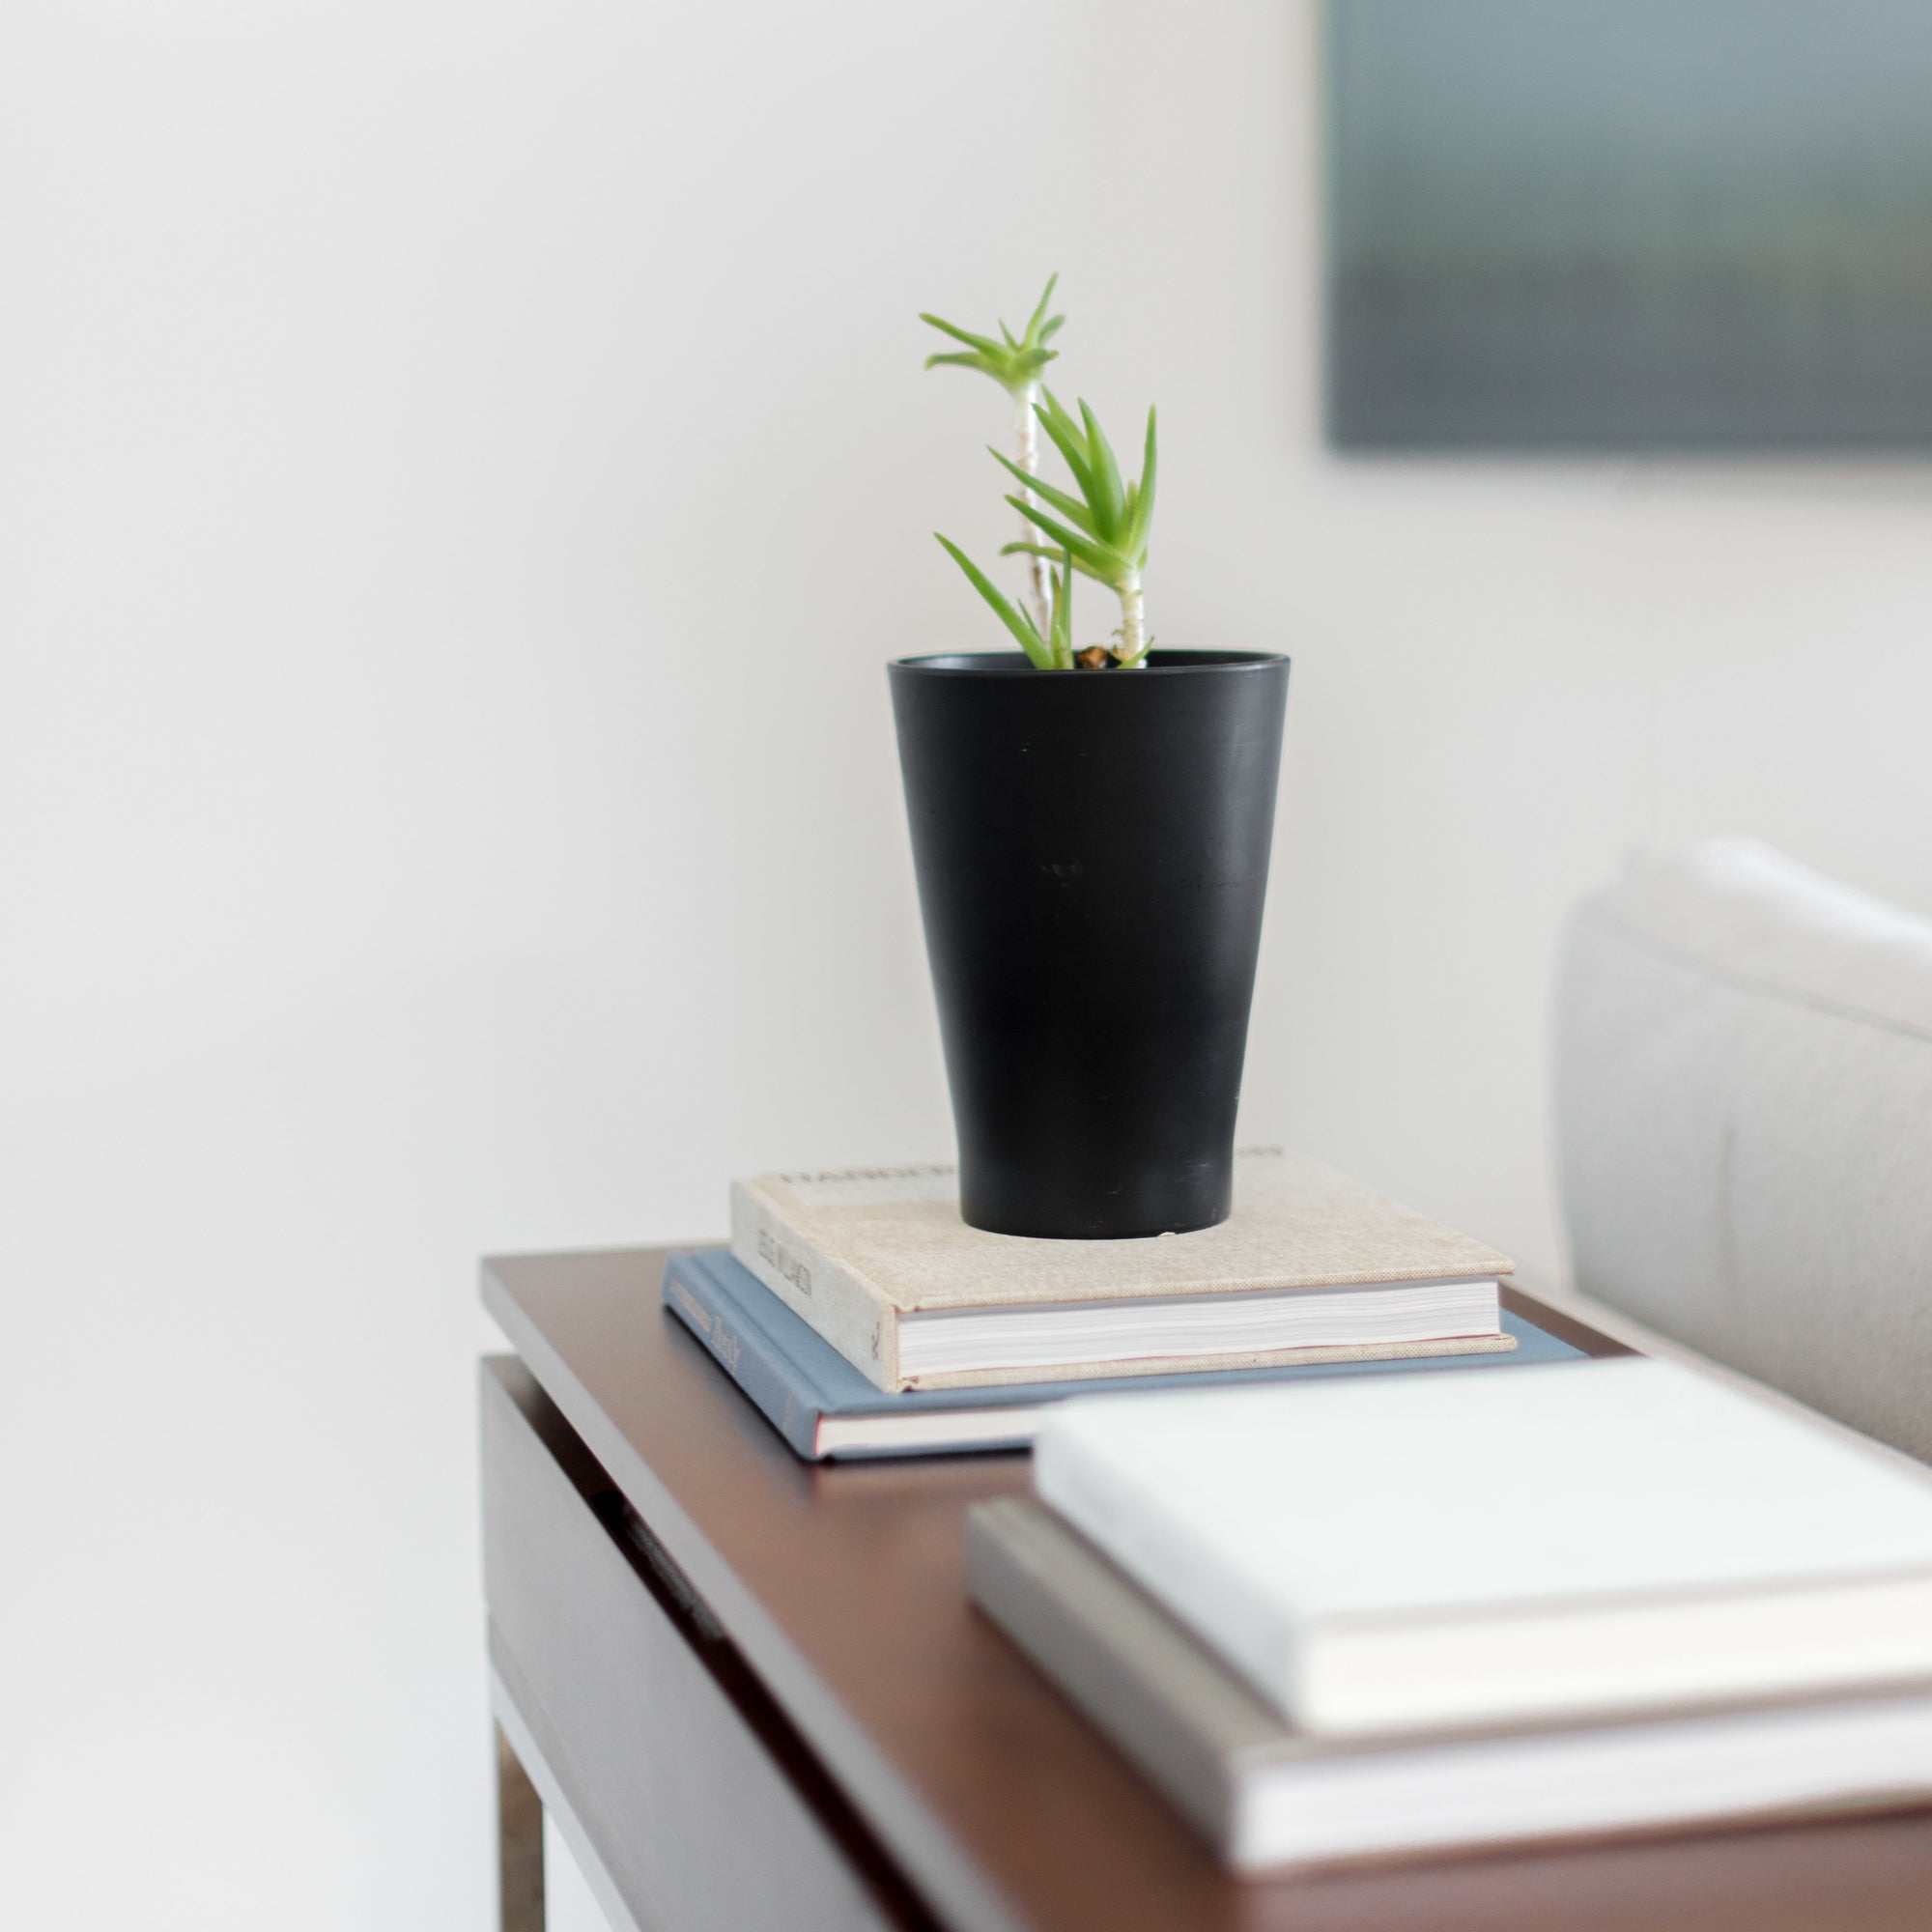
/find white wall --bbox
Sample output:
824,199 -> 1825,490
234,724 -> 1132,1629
7,1 -> 1932,1923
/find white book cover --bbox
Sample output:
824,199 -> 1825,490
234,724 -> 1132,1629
968,1497 -> 1932,1874
1034,1356 -> 1932,1738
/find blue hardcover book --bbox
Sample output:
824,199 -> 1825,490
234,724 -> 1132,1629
661,1249 -> 1586,1462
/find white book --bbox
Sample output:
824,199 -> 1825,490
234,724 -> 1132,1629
968,1498 -> 1932,1874
1034,1357 -> 1932,1739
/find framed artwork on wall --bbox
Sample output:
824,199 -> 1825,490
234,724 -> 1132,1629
1326,0 -> 1932,449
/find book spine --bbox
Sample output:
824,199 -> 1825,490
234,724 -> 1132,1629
660,1253 -> 824,1460
728,1182 -> 901,1391
965,1505 -> 1238,1857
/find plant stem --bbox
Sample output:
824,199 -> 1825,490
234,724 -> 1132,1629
1114,574 -> 1148,667
1014,382 -> 1052,638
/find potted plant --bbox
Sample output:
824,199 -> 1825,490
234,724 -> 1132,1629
892,282 -> 1290,1239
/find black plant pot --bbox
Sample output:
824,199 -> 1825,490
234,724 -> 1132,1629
889,649 -> 1290,1239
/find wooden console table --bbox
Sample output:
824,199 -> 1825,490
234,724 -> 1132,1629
480,1247 -> 1932,1931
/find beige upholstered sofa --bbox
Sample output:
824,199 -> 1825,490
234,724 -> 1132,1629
1554,838 -> 1932,1464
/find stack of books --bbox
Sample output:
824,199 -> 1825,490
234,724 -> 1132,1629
969,1357 -> 1932,1872
661,1146 -> 1584,1460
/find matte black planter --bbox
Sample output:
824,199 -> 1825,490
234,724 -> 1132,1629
889,649 -> 1290,1239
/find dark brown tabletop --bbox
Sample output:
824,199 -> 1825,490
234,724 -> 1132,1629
483,1247 -> 1932,1932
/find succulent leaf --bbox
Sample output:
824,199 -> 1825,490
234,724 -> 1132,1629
1006,497 -> 1119,584
918,314 -> 1003,355
1023,274 -> 1062,344
1048,551 -> 1075,668
1077,399 -> 1126,537
1033,391 -> 1097,501
1127,407 -> 1157,554
919,275 -> 1065,401
985,448 -> 1097,533
934,534 -> 1055,668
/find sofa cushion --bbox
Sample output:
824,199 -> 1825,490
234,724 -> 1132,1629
1555,838 -> 1932,1462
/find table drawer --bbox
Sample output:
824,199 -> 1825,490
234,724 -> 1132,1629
481,1356 -> 905,1932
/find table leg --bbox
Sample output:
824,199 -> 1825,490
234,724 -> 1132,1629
497,1720 -> 546,1932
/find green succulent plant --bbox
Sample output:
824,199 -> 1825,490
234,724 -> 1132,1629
923,280 -> 1158,670
996,390 -> 1155,667
921,277 -> 1064,639
919,274 -> 1065,399
933,537 -> 1074,670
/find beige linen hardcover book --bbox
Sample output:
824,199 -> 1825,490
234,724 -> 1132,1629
728,1147 -> 1515,1393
